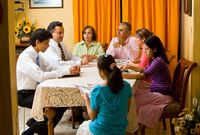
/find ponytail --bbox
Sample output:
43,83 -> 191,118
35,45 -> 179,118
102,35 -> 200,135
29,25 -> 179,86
97,55 -> 123,94
107,65 -> 123,94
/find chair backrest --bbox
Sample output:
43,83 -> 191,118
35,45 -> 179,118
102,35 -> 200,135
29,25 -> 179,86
169,54 -> 176,64
101,43 -> 108,53
172,58 -> 198,110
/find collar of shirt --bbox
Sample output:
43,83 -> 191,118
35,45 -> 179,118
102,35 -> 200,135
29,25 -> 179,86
49,39 -> 64,48
49,39 -> 66,54
28,46 -> 39,61
119,35 -> 131,48
80,40 -> 96,47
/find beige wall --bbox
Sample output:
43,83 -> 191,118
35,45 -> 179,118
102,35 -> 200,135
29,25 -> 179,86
16,0 -> 75,51
192,0 -> 200,103
180,0 -> 200,109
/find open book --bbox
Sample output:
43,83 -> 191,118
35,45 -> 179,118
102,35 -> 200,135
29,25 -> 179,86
73,83 -> 95,97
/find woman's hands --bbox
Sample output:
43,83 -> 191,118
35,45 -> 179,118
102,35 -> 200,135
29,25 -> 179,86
80,91 -> 97,120
81,54 -> 97,65
120,61 -> 137,71
80,92 -> 89,101
120,61 -> 144,72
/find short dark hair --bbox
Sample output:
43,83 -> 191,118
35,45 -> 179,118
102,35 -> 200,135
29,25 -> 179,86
120,22 -> 132,31
47,21 -> 63,33
97,54 -> 123,94
30,28 -> 52,47
82,25 -> 97,41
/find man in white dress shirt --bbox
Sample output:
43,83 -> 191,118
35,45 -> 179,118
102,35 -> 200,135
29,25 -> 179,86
43,21 -> 90,67
17,29 -> 80,135
43,21 -> 91,123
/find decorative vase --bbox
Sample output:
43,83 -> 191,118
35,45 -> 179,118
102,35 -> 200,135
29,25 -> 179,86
20,36 -> 30,44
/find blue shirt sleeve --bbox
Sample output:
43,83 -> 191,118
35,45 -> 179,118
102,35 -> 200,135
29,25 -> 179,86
90,85 -> 101,111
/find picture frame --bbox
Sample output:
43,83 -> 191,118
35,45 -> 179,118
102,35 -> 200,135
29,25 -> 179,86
29,0 -> 63,9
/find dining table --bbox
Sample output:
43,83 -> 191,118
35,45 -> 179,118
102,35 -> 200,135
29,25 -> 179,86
31,60 -> 138,135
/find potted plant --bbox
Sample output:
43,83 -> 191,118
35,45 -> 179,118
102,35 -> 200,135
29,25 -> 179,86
15,18 -> 35,43
172,93 -> 200,134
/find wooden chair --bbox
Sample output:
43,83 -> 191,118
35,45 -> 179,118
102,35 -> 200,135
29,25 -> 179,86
168,54 -> 176,64
161,58 -> 198,135
18,107 -> 31,134
101,43 -> 108,53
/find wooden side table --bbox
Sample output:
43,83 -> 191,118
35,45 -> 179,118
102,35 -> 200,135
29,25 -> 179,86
16,43 -> 29,59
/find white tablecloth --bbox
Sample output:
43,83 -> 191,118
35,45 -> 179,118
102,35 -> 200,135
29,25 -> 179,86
31,62 -> 138,132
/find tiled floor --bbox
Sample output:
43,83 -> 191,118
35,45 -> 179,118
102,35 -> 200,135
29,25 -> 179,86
18,108 -> 172,135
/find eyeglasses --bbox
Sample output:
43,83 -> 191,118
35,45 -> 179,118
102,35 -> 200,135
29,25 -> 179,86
54,31 -> 64,35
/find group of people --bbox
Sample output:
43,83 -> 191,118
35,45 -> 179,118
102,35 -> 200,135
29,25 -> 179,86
17,21 -> 173,135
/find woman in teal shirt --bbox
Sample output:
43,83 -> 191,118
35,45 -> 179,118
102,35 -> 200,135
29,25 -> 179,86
73,26 -> 105,60
77,55 -> 132,135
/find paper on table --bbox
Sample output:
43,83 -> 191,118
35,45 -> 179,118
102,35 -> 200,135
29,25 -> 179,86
115,59 -> 128,67
73,83 -> 95,97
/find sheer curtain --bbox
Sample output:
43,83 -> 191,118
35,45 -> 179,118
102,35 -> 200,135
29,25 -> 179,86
73,0 -> 120,44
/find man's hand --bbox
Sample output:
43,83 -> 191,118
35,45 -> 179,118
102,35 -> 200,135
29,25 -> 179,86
113,42 -> 120,48
69,65 -> 80,75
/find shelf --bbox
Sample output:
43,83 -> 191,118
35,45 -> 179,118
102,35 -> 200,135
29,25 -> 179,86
14,0 -> 25,21
15,1 -> 22,4
16,43 -> 29,47
14,8 -> 24,12
16,43 -> 29,57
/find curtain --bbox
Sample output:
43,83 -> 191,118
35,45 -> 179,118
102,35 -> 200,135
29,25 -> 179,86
73,0 -> 120,44
122,0 -> 180,73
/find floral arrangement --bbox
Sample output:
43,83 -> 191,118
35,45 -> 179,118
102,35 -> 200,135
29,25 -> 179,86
172,94 -> 200,135
15,18 -> 35,39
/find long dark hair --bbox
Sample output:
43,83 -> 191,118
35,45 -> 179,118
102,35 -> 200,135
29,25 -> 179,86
144,35 -> 169,64
97,55 -> 123,94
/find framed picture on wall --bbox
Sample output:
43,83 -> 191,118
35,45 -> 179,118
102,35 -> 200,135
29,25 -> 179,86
29,0 -> 63,9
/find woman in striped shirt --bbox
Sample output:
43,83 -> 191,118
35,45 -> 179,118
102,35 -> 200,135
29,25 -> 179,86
123,35 -> 173,135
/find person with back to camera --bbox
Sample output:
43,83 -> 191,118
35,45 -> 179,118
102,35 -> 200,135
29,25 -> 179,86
122,35 -> 173,135
76,54 -> 132,135
17,28 -> 80,135
73,25 -> 105,60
